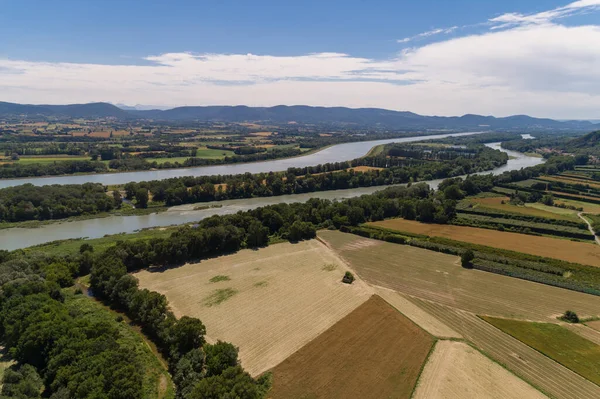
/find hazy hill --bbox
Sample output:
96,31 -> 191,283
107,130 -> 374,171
0,101 -> 596,130
0,102 -> 132,119
569,131 -> 600,148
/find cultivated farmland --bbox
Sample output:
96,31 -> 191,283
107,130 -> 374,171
135,240 -> 372,376
369,218 -> 600,266
269,295 -> 434,399
318,230 -> 600,321
408,298 -> 600,399
482,317 -> 600,386
413,341 -> 547,399
467,196 -> 577,221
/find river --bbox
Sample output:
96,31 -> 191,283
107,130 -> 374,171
0,132 -> 485,189
0,140 -> 544,250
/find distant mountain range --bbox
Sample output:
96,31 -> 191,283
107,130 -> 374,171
0,101 -> 597,131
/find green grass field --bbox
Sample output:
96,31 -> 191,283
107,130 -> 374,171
482,316 -> 600,385
11,156 -> 91,164
147,147 -> 235,164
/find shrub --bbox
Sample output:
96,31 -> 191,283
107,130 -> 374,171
560,310 -> 580,323
461,250 -> 475,268
342,271 -> 355,284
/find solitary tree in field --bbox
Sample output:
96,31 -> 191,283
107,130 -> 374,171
561,310 -> 579,323
461,250 -> 474,268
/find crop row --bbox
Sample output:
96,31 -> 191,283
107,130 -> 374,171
453,213 -> 593,240
456,203 -> 586,228
342,225 -> 600,296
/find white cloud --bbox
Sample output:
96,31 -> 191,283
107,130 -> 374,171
397,26 -> 458,44
1,1 -> 600,119
490,0 -> 600,29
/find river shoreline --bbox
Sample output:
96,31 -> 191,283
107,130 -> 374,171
0,141 -> 543,251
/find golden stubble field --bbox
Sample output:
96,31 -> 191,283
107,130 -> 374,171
413,341 -> 547,399
318,230 -> 600,321
370,218 -> 600,266
134,240 -> 372,376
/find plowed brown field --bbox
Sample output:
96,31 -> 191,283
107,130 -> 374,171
369,218 -> 600,266
269,295 -> 434,399
135,240 -> 372,376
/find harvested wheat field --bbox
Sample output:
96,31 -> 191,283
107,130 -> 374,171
370,218 -> 600,266
374,287 -> 461,338
135,240 -> 372,376
269,295 -> 434,399
408,297 -> 600,399
586,320 -> 600,332
413,341 -> 547,399
318,230 -> 600,321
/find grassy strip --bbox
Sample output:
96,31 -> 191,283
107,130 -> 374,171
481,316 -> 600,387
23,226 -> 175,257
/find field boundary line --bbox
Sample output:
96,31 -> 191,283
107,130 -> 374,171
410,339 -> 439,399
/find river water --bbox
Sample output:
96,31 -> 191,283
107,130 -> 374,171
0,131 -> 484,189
0,138 -> 544,250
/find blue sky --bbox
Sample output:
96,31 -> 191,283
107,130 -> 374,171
1,0 -> 600,118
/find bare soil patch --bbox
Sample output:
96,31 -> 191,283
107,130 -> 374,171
135,240 -> 372,376
413,341 -> 547,399
370,218 -> 600,266
269,295 -> 434,399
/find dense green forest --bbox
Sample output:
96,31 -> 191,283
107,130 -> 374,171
0,183 -> 118,223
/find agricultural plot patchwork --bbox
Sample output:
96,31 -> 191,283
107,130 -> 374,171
135,240 -> 372,376
318,230 -> 600,321
269,295 -> 434,399
413,341 -> 547,399
319,230 -> 600,398
369,218 -> 600,266
482,317 -> 600,386
465,196 -> 578,221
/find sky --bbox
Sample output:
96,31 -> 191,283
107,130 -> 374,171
0,0 -> 599,119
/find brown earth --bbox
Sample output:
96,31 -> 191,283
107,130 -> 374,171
269,295 -> 434,399
370,218 -> 600,266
